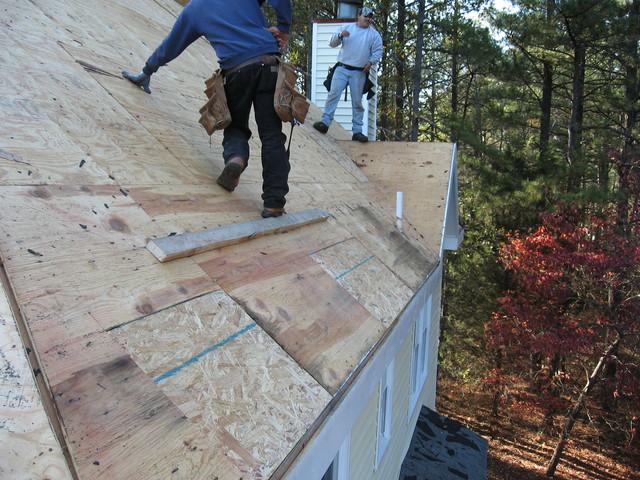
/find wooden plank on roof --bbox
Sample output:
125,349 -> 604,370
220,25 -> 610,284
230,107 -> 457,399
146,208 -> 330,262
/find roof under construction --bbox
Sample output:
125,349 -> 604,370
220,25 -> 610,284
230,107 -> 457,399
0,0 -> 456,478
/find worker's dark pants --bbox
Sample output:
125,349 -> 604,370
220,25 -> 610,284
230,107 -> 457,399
222,62 -> 289,209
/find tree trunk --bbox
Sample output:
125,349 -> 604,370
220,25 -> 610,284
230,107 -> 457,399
539,0 -> 555,174
410,0 -> 426,141
566,40 -> 586,192
546,335 -> 621,477
429,73 -> 437,141
618,0 -> 640,232
378,0 -> 392,140
450,0 -> 460,143
395,0 -> 406,140
539,61 -> 553,172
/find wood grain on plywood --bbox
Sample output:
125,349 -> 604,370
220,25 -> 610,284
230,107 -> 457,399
196,218 -> 352,290
219,257 -> 384,393
0,185 -> 218,361
330,203 -> 437,291
53,348 -> 244,480
340,141 -> 453,253
116,291 -> 331,479
0,281 -> 73,480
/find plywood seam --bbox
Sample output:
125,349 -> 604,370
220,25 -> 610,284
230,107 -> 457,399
55,40 -> 201,182
309,233 -> 417,293
152,0 -> 180,18
106,286 -> 223,332
224,291 -> 333,397
0,261 -> 79,480
272,261 -> 442,479
308,235 -> 357,256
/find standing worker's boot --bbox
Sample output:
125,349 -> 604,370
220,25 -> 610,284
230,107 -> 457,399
261,207 -> 285,218
313,121 -> 329,134
216,156 -> 247,192
352,132 -> 368,143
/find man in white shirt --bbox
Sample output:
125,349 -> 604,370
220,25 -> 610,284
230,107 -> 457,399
313,7 -> 383,143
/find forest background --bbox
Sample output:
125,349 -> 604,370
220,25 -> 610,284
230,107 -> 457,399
275,0 -> 640,478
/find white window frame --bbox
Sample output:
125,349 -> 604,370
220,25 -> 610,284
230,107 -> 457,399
319,434 -> 350,480
375,360 -> 394,469
408,295 -> 432,419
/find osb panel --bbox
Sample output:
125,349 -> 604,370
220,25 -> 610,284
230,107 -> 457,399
329,203 -> 437,291
195,220 -> 387,394
0,282 -> 73,480
227,258 -> 385,393
311,238 -> 414,327
53,350 -> 244,480
116,291 -> 331,479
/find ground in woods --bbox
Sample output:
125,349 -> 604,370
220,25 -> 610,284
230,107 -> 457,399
437,378 -> 640,480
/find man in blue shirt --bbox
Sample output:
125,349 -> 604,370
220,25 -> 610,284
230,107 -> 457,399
123,0 -> 292,218
313,7 -> 383,143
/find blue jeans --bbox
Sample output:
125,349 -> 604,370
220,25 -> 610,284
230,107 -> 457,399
321,66 -> 366,134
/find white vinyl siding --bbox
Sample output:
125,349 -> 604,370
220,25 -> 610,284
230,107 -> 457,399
408,295 -> 432,418
346,272 -> 442,480
375,360 -> 394,467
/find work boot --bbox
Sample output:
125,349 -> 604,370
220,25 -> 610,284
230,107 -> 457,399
261,207 -> 286,218
122,70 -> 151,94
313,121 -> 329,134
216,157 -> 246,192
352,132 -> 369,143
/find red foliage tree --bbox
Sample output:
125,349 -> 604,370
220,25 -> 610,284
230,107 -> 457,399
486,204 -> 640,470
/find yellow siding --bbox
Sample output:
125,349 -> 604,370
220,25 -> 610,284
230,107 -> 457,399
349,388 -> 378,480
348,277 -> 443,480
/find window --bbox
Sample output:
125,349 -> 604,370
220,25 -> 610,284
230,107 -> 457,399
321,435 -> 350,480
321,461 -> 336,480
376,361 -> 394,468
408,295 -> 432,418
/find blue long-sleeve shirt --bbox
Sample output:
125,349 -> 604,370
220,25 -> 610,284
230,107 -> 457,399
143,0 -> 291,73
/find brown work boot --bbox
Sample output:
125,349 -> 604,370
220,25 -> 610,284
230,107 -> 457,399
216,157 -> 246,192
313,121 -> 329,134
261,207 -> 286,218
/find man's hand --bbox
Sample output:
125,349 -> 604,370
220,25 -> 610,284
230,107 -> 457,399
363,62 -> 372,74
267,27 -> 289,49
122,70 -> 151,94
340,30 -> 350,39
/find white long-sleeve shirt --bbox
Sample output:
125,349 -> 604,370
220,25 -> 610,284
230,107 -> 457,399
329,23 -> 383,68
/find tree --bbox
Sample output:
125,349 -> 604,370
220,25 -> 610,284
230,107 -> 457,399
487,204 -> 640,474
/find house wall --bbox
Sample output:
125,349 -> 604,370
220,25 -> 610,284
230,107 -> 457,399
311,21 -> 377,140
347,273 -> 442,480
282,263 -> 443,480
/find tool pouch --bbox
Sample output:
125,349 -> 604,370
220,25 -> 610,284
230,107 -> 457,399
274,62 -> 309,124
198,69 -> 231,135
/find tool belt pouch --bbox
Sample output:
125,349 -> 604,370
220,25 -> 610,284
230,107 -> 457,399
274,62 -> 309,124
198,69 -> 231,136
